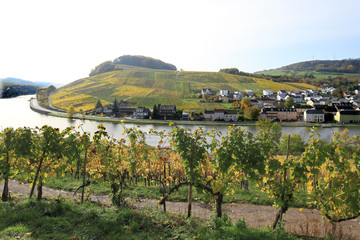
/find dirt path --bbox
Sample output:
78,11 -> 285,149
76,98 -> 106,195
1,180 -> 359,239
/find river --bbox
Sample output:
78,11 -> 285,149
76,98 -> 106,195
1,95 -> 360,145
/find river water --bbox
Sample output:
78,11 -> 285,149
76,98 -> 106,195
1,95 -> 360,145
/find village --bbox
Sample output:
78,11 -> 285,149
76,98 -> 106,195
89,87 -> 360,124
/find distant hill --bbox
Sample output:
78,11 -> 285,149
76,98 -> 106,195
0,77 -> 55,87
50,65 -> 317,112
89,55 -> 177,77
114,55 -> 177,71
257,59 -> 360,79
0,77 -> 56,98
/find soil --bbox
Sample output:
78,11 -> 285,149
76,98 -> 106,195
1,180 -> 359,239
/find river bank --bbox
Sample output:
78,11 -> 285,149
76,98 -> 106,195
30,98 -> 360,128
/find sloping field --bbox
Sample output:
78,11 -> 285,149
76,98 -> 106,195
50,66 -> 317,111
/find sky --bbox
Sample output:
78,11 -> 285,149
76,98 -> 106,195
1,0 -> 360,84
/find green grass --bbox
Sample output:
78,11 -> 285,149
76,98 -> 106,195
0,198 -> 309,240
43,175 -> 311,208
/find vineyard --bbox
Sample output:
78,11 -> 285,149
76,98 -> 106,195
50,66 -> 318,111
1,121 -> 360,236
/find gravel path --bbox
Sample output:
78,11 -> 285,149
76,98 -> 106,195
1,180 -> 359,239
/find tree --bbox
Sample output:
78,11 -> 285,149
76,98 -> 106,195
278,133 -> 306,156
152,104 -> 159,119
95,99 -> 103,109
112,99 -> 119,115
302,129 -> 360,222
244,106 -> 260,120
0,128 -> 16,201
331,87 -> 343,98
240,97 -> 251,109
89,61 -> 117,77
14,126 -> 65,200
171,127 -> 208,217
284,97 -> 295,108
67,105 -> 75,118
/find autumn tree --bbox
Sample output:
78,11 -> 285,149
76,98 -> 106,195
67,105 -> 75,118
278,133 -> 306,156
171,126 -> 208,217
0,128 -> 16,201
302,129 -> 360,222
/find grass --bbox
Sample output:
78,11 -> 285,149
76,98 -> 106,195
0,197 -> 310,240
43,175 -> 311,209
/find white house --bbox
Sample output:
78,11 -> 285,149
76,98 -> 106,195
263,90 -> 273,96
204,109 -> 225,121
245,89 -> 255,97
304,110 -> 325,123
233,91 -> 245,100
201,89 -> 212,95
220,90 -> 230,96
277,90 -> 288,101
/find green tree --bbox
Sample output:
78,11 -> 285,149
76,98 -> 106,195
112,99 -> 119,115
95,99 -> 103,109
171,127 -> 208,217
244,106 -> 260,120
278,133 -> 306,155
152,104 -> 159,119
284,97 -> 295,108
67,105 -> 75,118
302,129 -> 360,222
0,128 -> 16,201
331,87 -> 343,98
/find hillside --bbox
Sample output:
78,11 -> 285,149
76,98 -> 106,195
258,59 -> 360,79
50,66 -> 317,112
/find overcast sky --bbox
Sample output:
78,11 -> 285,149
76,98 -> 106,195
1,0 -> 360,84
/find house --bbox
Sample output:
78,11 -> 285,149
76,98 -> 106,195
182,110 -> 195,120
314,105 -> 337,115
201,89 -> 212,95
233,91 -> 245,100
133,107 -> 151,119
159,105 -> 176,118
224,110 -> 238,122
304,110 -> 325,123
116,108 -> 137,117
245,89 -> 255,97
263,90 -> 273,96
250,99 -> 263,108
321,87 -> 336,95
333,103 -> 354,111
286,95 -> 302,104
204,109 -> 225,121
307,98 -> 321,107
293,105 -> 313,116
220,90 -> 230,96
319,97 -> 331,105
94,104 -> 113,115
334,110 -> 360,123
259,108 -> 299,121
351,100 -> 360,108
277,90 -> 288,101
309,89 -> 319,96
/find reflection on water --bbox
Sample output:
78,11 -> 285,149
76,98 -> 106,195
1,95 -> 360,145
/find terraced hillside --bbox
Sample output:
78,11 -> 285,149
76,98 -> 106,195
50,66 -> 317,112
